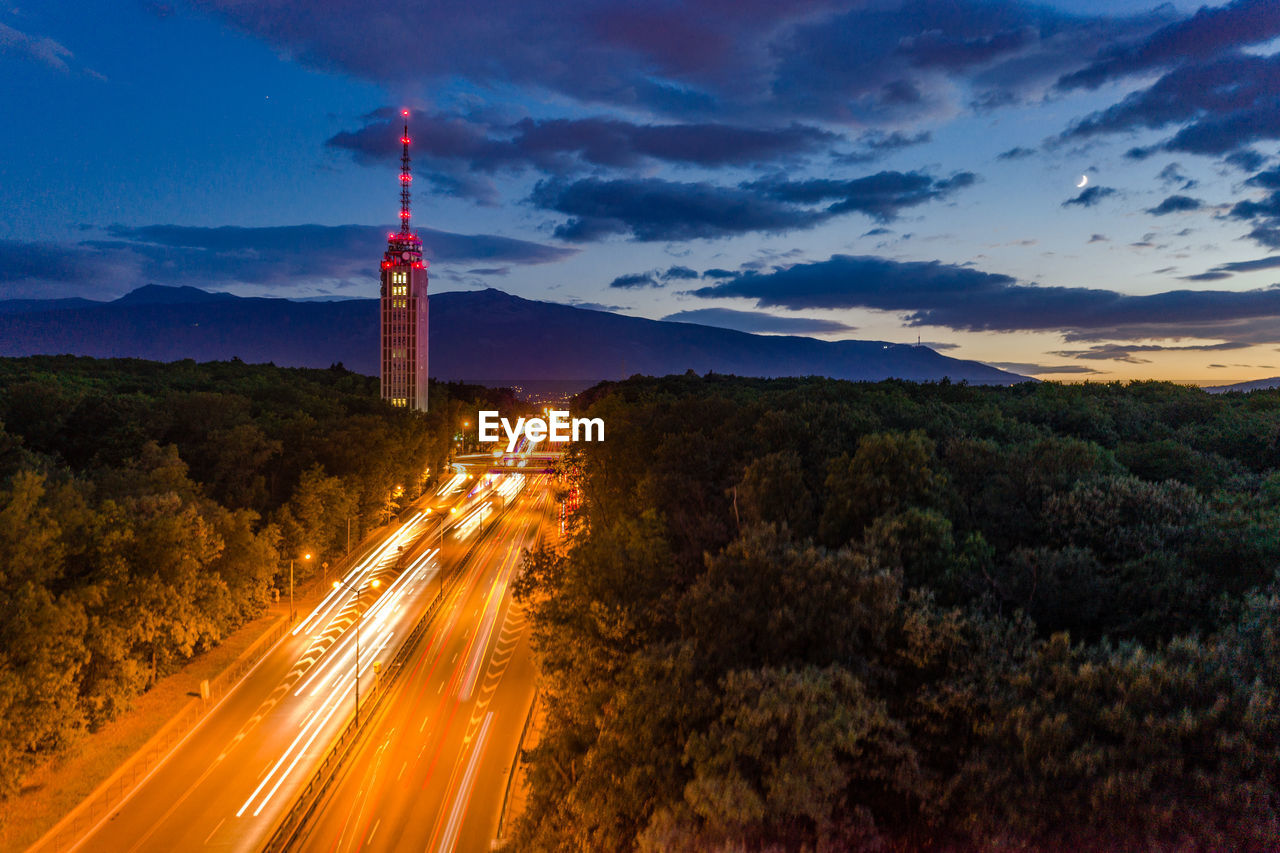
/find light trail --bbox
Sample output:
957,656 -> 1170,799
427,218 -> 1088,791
435,712 -> 494,853
292,512 -> 427,637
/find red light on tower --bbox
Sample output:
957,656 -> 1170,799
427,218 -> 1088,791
401,108 -> 410,118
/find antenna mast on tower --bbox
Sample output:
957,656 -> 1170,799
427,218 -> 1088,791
399,108 -> 412,234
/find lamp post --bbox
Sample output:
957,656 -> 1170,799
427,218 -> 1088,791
289,552 -> 312,623
332,577 -> 382,723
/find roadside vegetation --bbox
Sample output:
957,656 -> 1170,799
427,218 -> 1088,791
514,374 -> 1280,851
0,356 -> 506,804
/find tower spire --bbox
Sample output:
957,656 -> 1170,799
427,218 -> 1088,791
399,108 -> 412,234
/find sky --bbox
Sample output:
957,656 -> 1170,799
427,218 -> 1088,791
2,0 -> 1280,383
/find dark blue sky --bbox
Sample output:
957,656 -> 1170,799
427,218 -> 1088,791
3,0 -> 1280,380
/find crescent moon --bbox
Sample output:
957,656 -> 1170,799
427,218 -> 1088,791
1076,174 -> 1089,188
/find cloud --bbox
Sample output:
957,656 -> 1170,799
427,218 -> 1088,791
1052,342 -> 1249,363
327,111 -> 839,190
660,307 -> 855,334
609,272 -> 660,289
531,169 -> 973,242
0,224 -> 575,299
0,22 -> 82,74
661,265 -> 699,280
1184,255 -> 1280,281
687,252 -> 1280,342
1057,0 -> 1280,90
1147,194 -> 1202,215
1227,184 -> 1280,248
745,170 -> 976,220
1226,149 -> 1268,172
1088,233 -> 1109,243
1062,186 -> 1116,207
1246,167 -> 1280,190
1060,52 -> 1280,158
837,130 -> 932,163
988,362 -> 1103,375
997,146 -> 1035,160
563,299 -> 628,312
196,0 -> 1168,127
534,178 -> 826,242
1156,162 -> 1197,190
1213,256 -> 1280,274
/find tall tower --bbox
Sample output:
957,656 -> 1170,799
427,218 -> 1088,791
380,108 -> 429,411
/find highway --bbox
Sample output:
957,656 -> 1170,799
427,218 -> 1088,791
67,468 -> 531,853
289,479 -> 554,852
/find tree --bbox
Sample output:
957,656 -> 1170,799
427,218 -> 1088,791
819,430 -> 943,547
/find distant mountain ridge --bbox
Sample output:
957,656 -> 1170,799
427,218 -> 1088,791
0,286 -> 1028,385
1206,377 -> 1280,393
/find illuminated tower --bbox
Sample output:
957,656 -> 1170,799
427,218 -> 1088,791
380,108 -> 429,411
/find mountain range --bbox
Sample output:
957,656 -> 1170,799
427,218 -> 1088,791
0,285 -> 1027,386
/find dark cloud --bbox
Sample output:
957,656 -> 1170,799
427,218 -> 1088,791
988,362 -> 1103,375
687,253 -> 1280,342
838,130 -> 932,163
897,25 -> 1036,70
1227,184 -> 1280,248
661,265 -> 699,280
997,146 -> 1035,160
1226,149 -> 1268,172
1214,256 -> 1280,274
1184,255 -> 1280,281
660,307 -> 855,334
1246,167 -> 1280,190
533,178 -> 826,242
766,1 -> 1164,124
1147,194 -> 1202,215
1156,162 -> 1197,190
531,169 -> 974,242
1230,191 -> 1280,222
1088,233 -> 1110,243
745,170 -> 976,220
0,224 -> 574,299
1062,186 -> 1116,207
196,0 -> 1167,127
1061,53 -> 1280,158
609,272 -> 661,289
1053,342 -> 1250,363
563,299 -> 628,312
328,112 -> 838,191
1057,0 -> 1280,90
702,268 -> 738,279
610,264 -> 724,289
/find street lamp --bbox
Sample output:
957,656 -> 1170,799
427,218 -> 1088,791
289,551 -> 312,622
332,577 -> 382,723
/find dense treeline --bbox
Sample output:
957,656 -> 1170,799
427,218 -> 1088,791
513,375 -> 1280,851
0,356 -> 505,799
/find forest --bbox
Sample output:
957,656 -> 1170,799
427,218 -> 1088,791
0,356 -> 503,800
513,374 -> 1280,851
